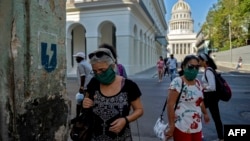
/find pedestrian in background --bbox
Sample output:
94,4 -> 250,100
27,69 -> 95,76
73,52 -> 93,117
157,56 -> 165,82
167,54 -> 178,81
165,55 -> 210,141
198,53 -> 224,141
164,56 -> 169,77
236,56 -> 243,70
83,48 -> 144,141
99,43 -> 127,78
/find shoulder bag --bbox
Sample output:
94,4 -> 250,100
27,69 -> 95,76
70,92 -> 93,141
153,79 -> 184,140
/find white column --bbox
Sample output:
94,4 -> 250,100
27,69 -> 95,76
85,36 -> 99,57
66,34 -> 73,74
116,35 -> 132,75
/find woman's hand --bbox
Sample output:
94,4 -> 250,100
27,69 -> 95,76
164,126 -> 175,140
82,97 -> 93,108
109,118 -> 127,134
203,113 -> 210,124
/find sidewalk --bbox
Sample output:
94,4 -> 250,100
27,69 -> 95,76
128,67 -> 157,79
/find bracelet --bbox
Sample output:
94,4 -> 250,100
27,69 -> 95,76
124,117 -> 129,125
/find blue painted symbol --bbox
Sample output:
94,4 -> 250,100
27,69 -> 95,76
41,42 -> 57,72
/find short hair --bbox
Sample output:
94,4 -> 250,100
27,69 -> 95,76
89,48 -> 115,66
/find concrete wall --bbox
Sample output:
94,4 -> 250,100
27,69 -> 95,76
0,0 -> 69,141
213,45 -> 250,70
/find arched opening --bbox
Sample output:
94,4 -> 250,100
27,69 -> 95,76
66,23 -> 86,76
98,21 -> 116,48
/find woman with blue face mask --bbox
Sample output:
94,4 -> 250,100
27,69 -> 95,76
165,55 -> 210,141
82,48 -> 143,141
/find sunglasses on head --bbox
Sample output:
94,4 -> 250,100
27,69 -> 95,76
88,51 -> 113,60
187,64 -> 200,70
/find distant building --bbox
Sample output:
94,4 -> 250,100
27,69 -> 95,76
66,0 -> 168,76
167,0 -> 197,61
196,30 -> 210,55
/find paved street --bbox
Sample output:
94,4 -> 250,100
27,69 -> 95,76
66,66 -> 250,141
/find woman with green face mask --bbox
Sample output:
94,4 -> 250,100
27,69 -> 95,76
165,55 -> 210,141
82,48 -> 144,141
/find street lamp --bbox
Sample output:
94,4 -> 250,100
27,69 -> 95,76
229,15 -> 232,64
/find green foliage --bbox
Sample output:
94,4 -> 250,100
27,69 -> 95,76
202,0 -> 250,51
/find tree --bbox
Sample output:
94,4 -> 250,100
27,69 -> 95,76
202,0 -> 250,50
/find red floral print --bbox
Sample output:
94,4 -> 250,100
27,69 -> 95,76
190,121 -> 198,129
196,97 -> 203,106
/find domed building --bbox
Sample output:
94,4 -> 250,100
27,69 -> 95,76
167,0 -> 197,61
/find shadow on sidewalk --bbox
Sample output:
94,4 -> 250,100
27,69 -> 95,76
129,67 -> 157,79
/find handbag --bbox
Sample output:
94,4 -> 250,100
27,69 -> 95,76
70,93 -> 93,141
153,79 -> 184,140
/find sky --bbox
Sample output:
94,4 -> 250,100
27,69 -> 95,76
164,0 -> 218,32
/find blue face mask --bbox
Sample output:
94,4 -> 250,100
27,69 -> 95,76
183,68 -> 199,81
94,66 -> 116,85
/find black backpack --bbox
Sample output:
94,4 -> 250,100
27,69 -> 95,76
205,68 -> 232,101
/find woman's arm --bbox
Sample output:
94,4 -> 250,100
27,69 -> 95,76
109,97 -> 143,134
200,101 -> 210,124
126,97 -> 144,122
167,89 -> 179,128
165,89 -> 179,139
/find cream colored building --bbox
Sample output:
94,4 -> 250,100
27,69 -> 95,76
167,0 -> 197,61
66,0 -> 168,76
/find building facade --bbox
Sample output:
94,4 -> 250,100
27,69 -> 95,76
196,30 -> 211,55
66,0 -> 168,76
167,0 -> 197,61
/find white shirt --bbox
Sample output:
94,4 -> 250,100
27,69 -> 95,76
201,67 -> 216,92
77,60 -> 93,89
169,77 -> 204,133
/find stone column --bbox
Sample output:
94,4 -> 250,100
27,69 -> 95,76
0,0 -> 68,140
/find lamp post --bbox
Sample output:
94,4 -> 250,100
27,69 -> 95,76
229,15 -> 232,64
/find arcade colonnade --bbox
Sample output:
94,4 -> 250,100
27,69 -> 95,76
66,1 -> 167,76
66,20 -> 163,76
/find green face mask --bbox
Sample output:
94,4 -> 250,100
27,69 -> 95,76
94,66 -> 116,85
184,68 -> 199,81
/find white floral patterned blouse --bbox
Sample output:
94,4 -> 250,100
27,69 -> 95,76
169,77 -> 204,133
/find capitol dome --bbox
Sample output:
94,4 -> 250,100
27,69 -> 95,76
172,0 -> 191,13
169,0 -> 194,34
167,0 -> 197,63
